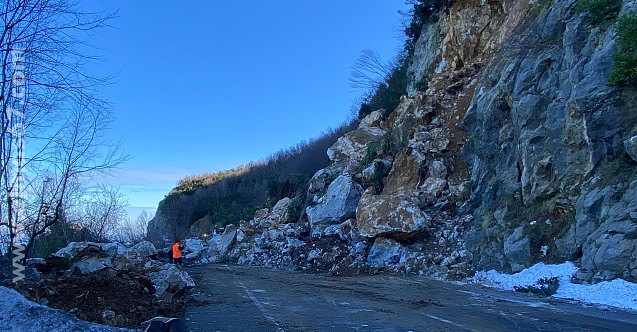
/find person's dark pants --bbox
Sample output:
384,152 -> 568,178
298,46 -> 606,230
174,257 -> 183,266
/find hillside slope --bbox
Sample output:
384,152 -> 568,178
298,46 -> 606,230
149,0 -> 637,282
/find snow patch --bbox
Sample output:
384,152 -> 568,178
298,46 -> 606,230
556,279 -> 637,310
473,262 -> 577,290
473,262 -> 637,310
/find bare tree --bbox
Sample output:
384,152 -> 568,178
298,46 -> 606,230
349,49 -> 392,90
74,184 -> 128,242
0,0 -> 124,262
115,210 -> 153,245
20,104 -> 125,260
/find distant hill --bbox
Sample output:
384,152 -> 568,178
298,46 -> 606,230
147,121 -> 357,245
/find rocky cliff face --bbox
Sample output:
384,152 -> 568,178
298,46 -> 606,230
151,0 -> 637,282
311,0 -> 637,281
456,0 -> 637,282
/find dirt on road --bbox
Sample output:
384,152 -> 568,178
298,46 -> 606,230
184,264 -> 637,332
0,256 -> 185,329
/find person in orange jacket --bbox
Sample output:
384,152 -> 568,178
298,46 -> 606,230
172,240 -> 185,267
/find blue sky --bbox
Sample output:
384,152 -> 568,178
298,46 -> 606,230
83,1 -> 410,216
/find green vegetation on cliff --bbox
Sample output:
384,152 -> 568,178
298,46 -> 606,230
404,0 -> 455,46
610,13 -> 637,86
576,0 -> 622,25
170,168 -> 251,196
576,0 -> 637,87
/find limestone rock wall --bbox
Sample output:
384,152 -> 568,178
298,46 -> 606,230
461,0 -> 637,281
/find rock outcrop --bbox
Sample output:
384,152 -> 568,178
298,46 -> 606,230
306,174 -> 363,236
356,189 -> 431,239
459,0 -> 637,281
327,111 -> 387,166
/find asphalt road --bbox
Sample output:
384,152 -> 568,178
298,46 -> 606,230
183,264 -> 637,332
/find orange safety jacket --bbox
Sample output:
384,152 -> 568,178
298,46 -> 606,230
172,242 -> 182,259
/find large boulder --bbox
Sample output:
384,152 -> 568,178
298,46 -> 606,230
54,241 -> 160,273
306,174 -> 363,236
327,129 -> 383,164
367,237 -> 414,267
54,242 -> 125,260
359,110 -> 384,128
205,224 -> 238,262
504,227 -> 531,273
624,135 -> 637,162
382,151 -> 421,194
356,189 -> 432,238
113,241 -> 158,270
54,242 -> 126,274
270,198 -> 291,224
218,224 -> 238,253
146,264 -> 195,300
184,238 -> 206,260
327,111 -> 387,164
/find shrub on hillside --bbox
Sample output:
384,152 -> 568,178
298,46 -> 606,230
405,0 -> 455,47
610,13 -> 637,87
360,132 -> 393,167
576,0 -> 622,25
357,52 -> 410,119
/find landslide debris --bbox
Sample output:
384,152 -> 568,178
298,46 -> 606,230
18,268 -> 183,328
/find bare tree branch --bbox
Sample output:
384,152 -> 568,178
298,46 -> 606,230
349,49 -> 392,90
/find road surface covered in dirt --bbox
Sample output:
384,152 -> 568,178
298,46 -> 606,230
184,264 -> 637,331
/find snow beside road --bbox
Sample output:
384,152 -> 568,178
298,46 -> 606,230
473,262 -> 578,290
473,262 -> 637,310
557,278 -> 637,310
0,286 -> 132,332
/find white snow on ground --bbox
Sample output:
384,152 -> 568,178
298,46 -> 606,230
0,286 -> 132,332
473,262 -> 578,290
556,278 -> 637,310
473,262 -> 637,310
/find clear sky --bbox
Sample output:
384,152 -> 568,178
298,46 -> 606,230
83,1 -> 410,216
